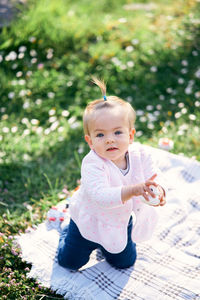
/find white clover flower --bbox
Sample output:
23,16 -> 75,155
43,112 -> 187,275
19,79 -> 26,85
58,136 -> 64,142
178,78 -> 184,84
58,126 -> 64,132
44,128 -> 51,135
50,121 -> 59,131
19,46 -> 27,53
67,81 -> 73,87
192,50 -> 198,56
162,126 -> 168,133
31,58 -> 37,64
195,100 -> 200,107
61,110 -> 70,117
12,63 -> 18,70
23,101 -> 30,109
26,71 -> 32,77
21,118 -> 29,124
2,127 -> 9,133
121,65 -> 127,70
23,154 -> 31,161
78,145 -> 84,154
178,102 -> 184,108
189,114 -> 196,121
48,109 -> 56,116
70,122 -> 80,129
195,68 -> 200,78
179,124 -> 188,131
16,71 -> 23,78
35,99 -> 42,105
0,135 -> 2,141
31,119 -> 39,125
47,92 -> 55,98
156,104 -> 162,110
127,61 -> 134,67
0,107 -> 6,113
177,130 -> 184,136
18,53 -> 24,59
181,68 -> 188,74
49,116 -> 57,123
8,92 -> 15,99
159,95 -> 165,100
175,112 -> 181,119
166,87 -> 173,94
23,129 -> 30,135
181,60 -> 188,66
2,114 -> 8,120
111,57 -> 121,66
5,51 -> 17,61
0,55 -> 3,62
147,123 -> 154,129
126,96 -> 133,102
126,46 -> 134,52
30,49 -> 37,57
181,108 -> 187,114
118,18 -> 127,23
147,113 -> 157,122
146,105 -> 153,111
139,116 -> 147,122
170,98 -> 176,104
47,52 -> 53,59
154,110 -> 160,116
136,110 -> 144,116
150,66 -> 157,72
29,36 -> 36,43
131,39 -> 139,45
185,86 -> 192,94
68,116 -> 76,124
135,130 -> 143,137
11,126 -> 18,133
36,127 -> 43,134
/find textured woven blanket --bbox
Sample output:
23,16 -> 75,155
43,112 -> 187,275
17,145 -> 200,300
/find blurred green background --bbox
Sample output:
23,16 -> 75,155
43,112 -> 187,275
0,0 -> 200,298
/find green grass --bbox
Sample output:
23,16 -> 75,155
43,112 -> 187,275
0,0 -> 200,298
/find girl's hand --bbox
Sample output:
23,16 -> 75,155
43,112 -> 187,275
132,174 -> 158,202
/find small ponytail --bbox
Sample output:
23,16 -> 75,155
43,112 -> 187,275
91,76 -> 107,100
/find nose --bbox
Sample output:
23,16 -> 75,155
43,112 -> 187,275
106,134 -> 114,144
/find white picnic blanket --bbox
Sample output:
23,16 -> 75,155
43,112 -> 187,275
16,145 -> 200,300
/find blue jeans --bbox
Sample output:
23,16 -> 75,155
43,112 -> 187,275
57,217 -> 137,270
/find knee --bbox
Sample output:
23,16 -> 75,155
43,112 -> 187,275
109,248 -> 137,269
57,249 -> 88,271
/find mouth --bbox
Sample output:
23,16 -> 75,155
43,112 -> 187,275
106,147 -> 118,152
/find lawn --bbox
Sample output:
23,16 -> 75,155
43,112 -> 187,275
0,0 -> 200,298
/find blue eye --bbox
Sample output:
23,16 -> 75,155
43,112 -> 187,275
115,131 -> 122,135
96,133 -> 104,137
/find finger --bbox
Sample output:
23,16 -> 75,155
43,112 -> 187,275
145,186 -> 156,198
148,173 -> 157,181
145,180 -> 158,187
142,192 -> 149,202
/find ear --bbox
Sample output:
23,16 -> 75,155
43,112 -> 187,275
84,135 -> 94,149
129,128 -> 135,144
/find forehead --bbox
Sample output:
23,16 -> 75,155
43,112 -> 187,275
89,107 -> 129,130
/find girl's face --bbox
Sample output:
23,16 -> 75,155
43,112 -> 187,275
85,107 -> 135,169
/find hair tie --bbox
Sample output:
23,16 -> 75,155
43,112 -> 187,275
103,95 -> 107,101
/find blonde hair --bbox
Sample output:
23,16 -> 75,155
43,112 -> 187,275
83,77 -> 136,135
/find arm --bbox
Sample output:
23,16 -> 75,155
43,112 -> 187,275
121,174 -> 158,204
81,162 -> 123,209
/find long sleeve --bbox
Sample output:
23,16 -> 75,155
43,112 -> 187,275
81,161 -> 123,209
